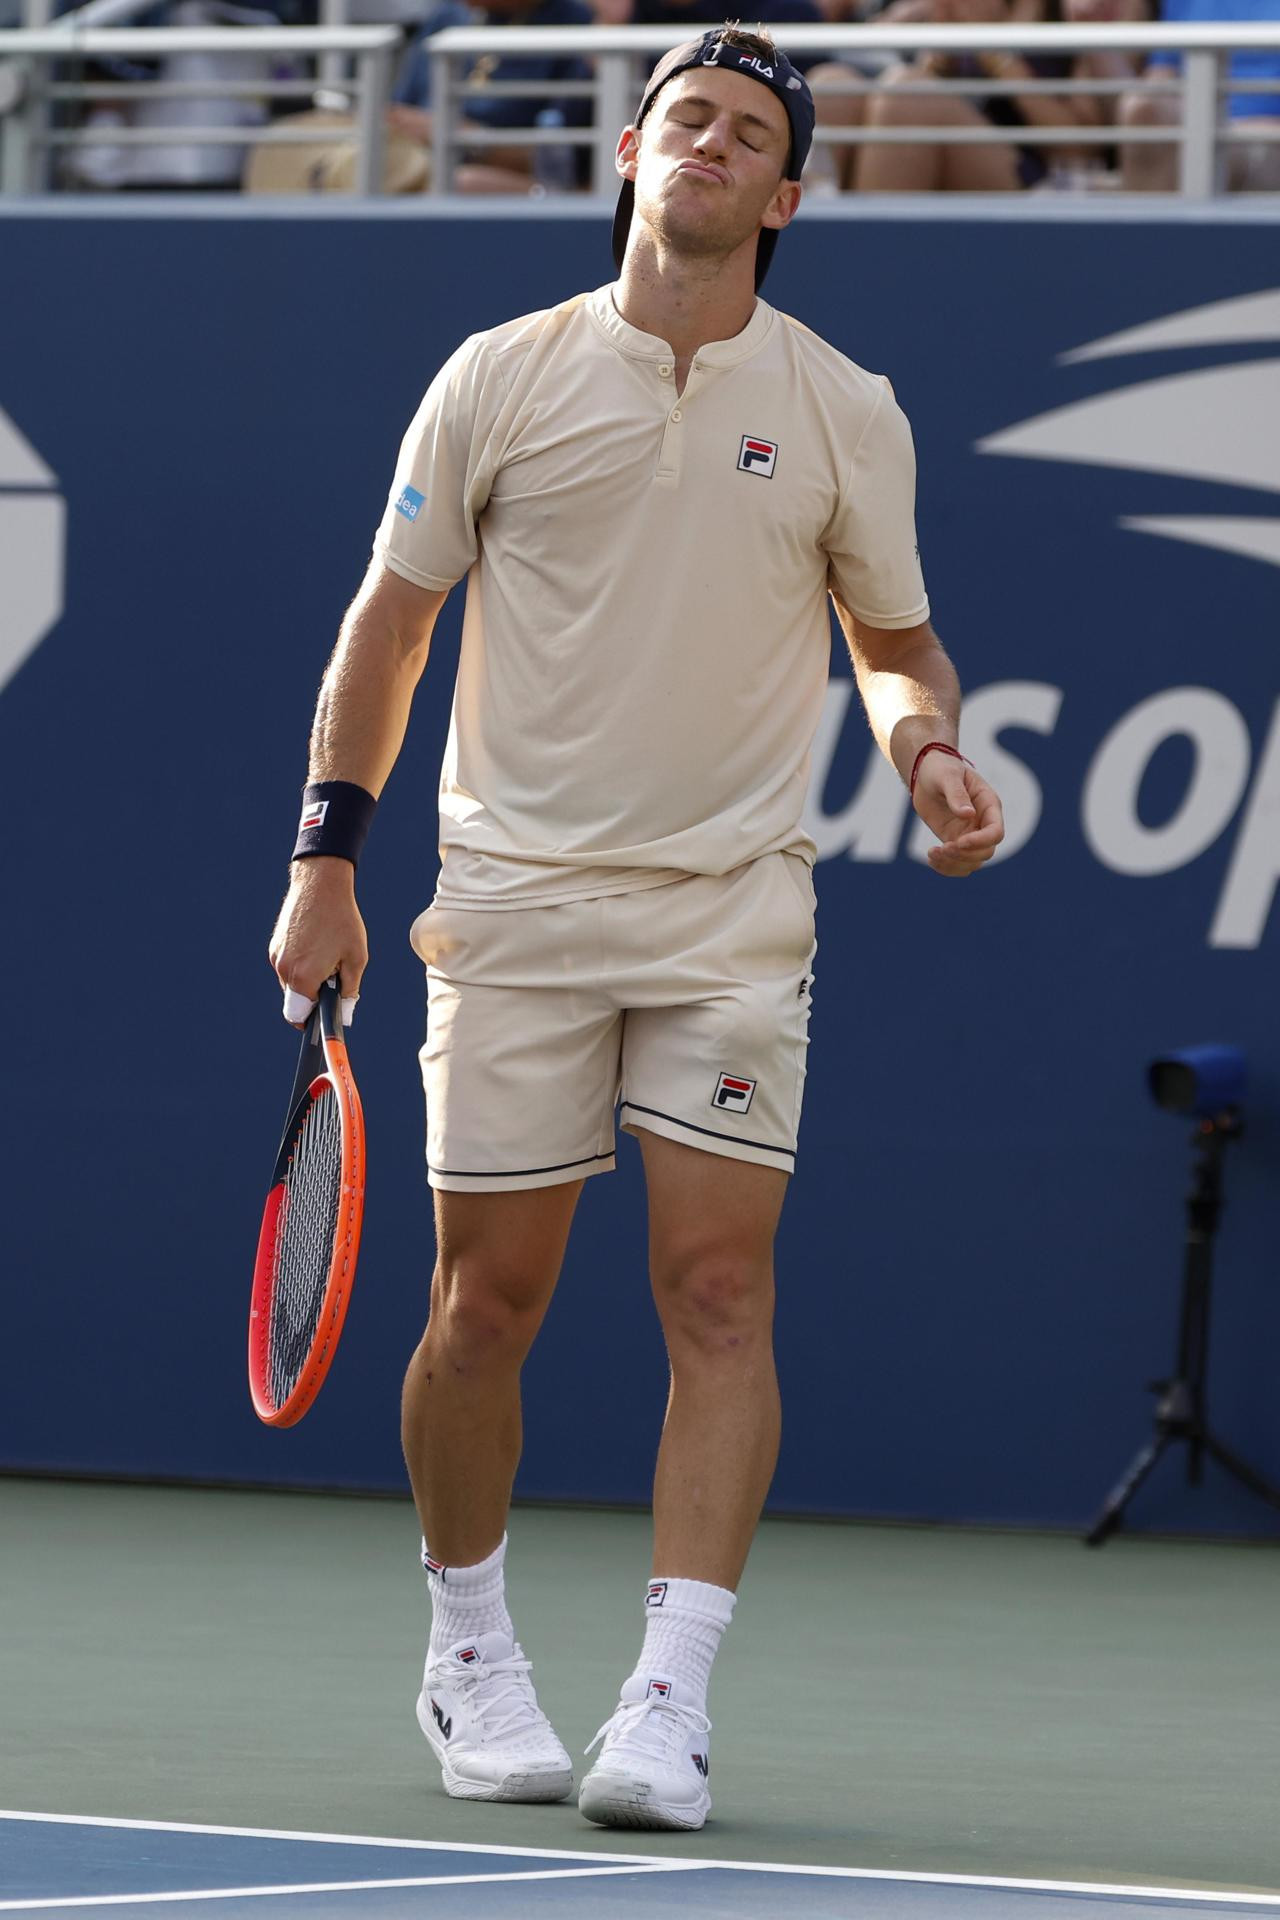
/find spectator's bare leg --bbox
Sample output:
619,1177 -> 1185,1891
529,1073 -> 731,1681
808,60 -> 868,190
855,65 -> 1021,191
1118,84 -> 1179,190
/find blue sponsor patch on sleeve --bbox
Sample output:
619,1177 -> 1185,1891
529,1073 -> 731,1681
395,484 -> 425,522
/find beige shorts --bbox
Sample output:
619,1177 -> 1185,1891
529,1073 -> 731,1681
411,853 -> 817,1192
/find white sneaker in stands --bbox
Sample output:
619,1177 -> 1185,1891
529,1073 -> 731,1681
416,1631 -> 573,1803
578,1674 -> 712,1830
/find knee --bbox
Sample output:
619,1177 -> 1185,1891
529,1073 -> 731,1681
1119,87 -> 1176,131
866,64 -> 929,125
653,1248 -> 775,1357
426,1256 -> 547,1371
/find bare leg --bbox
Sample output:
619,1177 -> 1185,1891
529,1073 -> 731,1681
402,1180 -> 582,1567
639,1130 -> 788,1591
1118,85 -> 1179,191
856,65 -> 1021,193
808,59 -> 868,191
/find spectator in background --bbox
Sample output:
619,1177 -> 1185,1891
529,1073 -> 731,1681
851,0 -> 1141,189
391,0 -> 594,192
1119,0 -> 1280,187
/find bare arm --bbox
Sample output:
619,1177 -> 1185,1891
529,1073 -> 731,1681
833,596 -> 1004,876
268,562 -> 449,1013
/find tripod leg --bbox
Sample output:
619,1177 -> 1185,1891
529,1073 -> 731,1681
1085,1433 -> 1172,1547
1201,1432 -> 1280,1514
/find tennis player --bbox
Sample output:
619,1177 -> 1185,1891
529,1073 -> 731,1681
270,23 -> 1004,1832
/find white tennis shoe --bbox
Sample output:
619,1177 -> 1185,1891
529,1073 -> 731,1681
416,1631 -> 573,1803
578,1674 -> 712,1831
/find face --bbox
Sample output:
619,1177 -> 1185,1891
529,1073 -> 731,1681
616,67 -> 800,268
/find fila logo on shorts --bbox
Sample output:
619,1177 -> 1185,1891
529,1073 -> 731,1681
647,1679 -> 673,1700
395,483 -> 425,521
646,1581 -> 668,1608
737,435 -> 778,479
713,1073 -> 756,1114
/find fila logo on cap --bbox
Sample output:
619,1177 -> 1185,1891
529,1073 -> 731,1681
713,1073 -> 756,1114
646,1581 -> 668,1608
738,435 -> 777,479
298,798 -> 328,832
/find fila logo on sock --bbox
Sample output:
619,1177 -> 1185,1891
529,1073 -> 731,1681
646,1581 -> 668,1608
455,1646 -> 480,1665
647,1679 -> 673,1701
422,1552 -> 446,1579
737,435 -> 777,479
713,1073 -> 756,1114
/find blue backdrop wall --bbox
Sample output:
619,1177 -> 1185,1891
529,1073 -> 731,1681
2,207 -> 1278,1536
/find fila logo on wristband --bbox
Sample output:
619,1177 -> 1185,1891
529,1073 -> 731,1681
298,798 -> 329,832
646,1581 -> 668,1608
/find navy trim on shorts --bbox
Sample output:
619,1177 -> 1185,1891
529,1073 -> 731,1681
429,1150 -> 615,1179
620,1101 -> 796,1161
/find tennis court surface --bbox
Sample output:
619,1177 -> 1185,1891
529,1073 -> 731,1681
6,1814 -> 1280,1919
3,1482 -> 1278,1915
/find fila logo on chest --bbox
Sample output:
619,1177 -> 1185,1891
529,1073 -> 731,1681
737,435 -> 778,479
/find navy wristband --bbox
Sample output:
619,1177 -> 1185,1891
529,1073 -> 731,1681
292,780 -> 377,868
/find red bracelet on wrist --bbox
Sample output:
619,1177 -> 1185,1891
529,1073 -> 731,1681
909,741 -> 971,799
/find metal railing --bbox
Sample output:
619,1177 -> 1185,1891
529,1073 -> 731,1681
0,19 -> 398,191
0,19 -> 1278,198
426,23 -> 1280,201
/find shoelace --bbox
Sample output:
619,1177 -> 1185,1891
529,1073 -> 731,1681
450,1649 -> 549,1745
585,1697 -> 711,1766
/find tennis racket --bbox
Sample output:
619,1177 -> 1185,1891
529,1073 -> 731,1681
249,979 -> 366,1427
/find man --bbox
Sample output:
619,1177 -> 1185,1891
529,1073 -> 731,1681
269,24 -> 1004,1832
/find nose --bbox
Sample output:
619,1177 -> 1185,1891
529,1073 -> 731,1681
691,115 -> 730,162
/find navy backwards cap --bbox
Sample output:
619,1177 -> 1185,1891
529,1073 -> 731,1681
612,27 -> 815,292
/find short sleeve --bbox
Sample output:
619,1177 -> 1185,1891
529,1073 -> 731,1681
824,379 -> 930,630
372,335 -> 509,591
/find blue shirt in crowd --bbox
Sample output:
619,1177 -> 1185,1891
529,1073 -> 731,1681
1147,0 -> 1280,118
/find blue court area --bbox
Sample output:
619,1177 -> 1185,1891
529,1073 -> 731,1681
4,1817 -> 1279,1920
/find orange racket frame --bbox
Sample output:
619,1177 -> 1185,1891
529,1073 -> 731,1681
249,981 -> 366,1427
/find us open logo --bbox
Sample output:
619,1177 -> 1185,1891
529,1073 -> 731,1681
737,435 -> 777,479
713,1073 -> 756,1114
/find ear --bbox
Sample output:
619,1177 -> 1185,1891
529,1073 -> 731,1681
615,123 -> 640,183
761,178 -> 802,233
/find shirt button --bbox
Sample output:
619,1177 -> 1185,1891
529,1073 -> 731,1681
658,363 -> 672,378
671,408 -> 682,422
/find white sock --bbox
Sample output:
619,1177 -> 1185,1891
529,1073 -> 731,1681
629,1576 -> 736,1713
422,1534 -> 514,1661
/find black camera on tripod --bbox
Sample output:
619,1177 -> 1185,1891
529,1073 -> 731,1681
1085,1043 -> 1280,1546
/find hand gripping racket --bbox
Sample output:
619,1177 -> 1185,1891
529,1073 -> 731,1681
249,980 -> 366,1426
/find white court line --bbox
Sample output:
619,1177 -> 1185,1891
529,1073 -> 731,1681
3,1811 -> 1278,1909
0,1863 -> 691,1913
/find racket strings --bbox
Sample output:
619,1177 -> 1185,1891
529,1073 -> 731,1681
269,1084 -> 344,1411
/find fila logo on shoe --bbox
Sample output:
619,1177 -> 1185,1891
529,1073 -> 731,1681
692,1753 -> 710,1777
646,1679 -> 672,1700
430,1698 -> 452,1740
455,1646 -> 480,1665
713,1073 -> 756,1114
737,435 -> 777,478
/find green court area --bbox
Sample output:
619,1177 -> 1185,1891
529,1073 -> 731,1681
1,1478 -> 1276,1898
